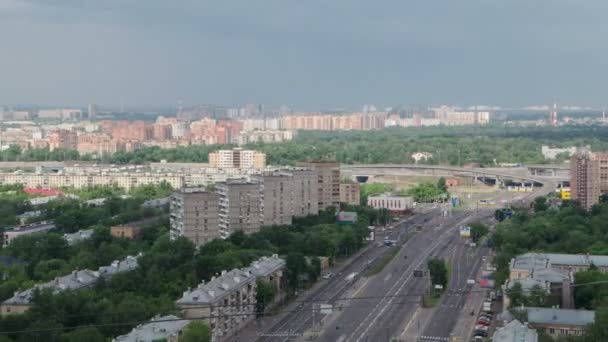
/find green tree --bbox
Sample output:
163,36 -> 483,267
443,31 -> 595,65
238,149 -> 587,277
285,252 -> 307,290
533,196 -> 549,212
179,322 -> 211,342
256,279 -> 277,314
59,327 -> 105,342
507,282 -> 524,308
469,222 -> 489,243
427,258 -> 447,289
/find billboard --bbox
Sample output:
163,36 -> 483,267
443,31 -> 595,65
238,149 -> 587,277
337,212 -> 357,224
459,226 -> 471,238
561,189 -> 571,200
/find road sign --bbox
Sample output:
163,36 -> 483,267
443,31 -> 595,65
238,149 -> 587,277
459,226 -> 471,238
320,304 -> 333,315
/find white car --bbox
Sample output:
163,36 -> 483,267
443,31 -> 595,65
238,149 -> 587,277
322,272 -> 332,279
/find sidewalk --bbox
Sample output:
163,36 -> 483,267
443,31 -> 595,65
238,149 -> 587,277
450,260 -> 490,340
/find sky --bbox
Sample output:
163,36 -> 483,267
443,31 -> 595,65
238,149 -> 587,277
1,0 -> 607,110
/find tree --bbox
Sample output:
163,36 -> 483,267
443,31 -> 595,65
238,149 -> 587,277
427,258 -> 447,289
285,252 -> 307,290
469,222 -> 489,243
256,279 -> 277,314
506,282 -> 524,308
533,196 -> 549,212
437,177 -> 447,192
179,322 -> 211,342
59,327 -> 105,342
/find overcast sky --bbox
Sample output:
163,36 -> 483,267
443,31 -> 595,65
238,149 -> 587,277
1,0 -> 607,109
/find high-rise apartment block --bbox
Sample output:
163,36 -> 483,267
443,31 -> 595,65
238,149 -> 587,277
571,148 -> 608,210
170,188 -> 220,246
48,130 -> 77,151
296,161 -> 341,210
283,168 -> 319,217
340,183 -> 361,206
216,179 -> 263,238
252,171 -> 295,226
209,148 -> 266,169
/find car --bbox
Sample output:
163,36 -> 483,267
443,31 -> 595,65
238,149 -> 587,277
476,319 -> 490,326
322,272 -> 332,279
474,331 -> 488,338
479,313 -> 492,320
474,325 -> 489,332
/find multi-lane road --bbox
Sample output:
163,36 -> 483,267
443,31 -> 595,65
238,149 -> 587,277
252,207 -> 491,342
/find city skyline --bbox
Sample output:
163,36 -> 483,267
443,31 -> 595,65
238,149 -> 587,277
2,1 -> 608,108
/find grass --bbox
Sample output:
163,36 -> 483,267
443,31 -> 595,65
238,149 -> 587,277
365,246 -> 401,277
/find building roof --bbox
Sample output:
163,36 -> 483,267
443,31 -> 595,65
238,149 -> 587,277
2,254 -> 140,306
176,268 -> 255,305
111,217 -> 165,230
98,255 -> 140,277
141,197 -> 170,208
492,319 -> 538,342
514,253 -> 608,270
63,229 -> 94,245
245,255 -> 285,278
526,307 -> 595,327
113,315 -> 190,342
4,221 -> 56,234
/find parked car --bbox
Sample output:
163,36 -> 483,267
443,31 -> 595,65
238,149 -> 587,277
476,319 -> 490,326
475,325 -> 489,332
474,331 -> 488,338
322,272 -> 332,279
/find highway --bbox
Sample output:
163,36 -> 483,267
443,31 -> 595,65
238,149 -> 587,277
253,211 -> 440,342
308,209 -> 489,342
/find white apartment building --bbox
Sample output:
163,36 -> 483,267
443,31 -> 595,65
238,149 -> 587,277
208,148 -> 266,169
367,194 -> 414,212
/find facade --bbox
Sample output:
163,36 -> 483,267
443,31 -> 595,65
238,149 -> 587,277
209,148 -> 266,169
283,168 -> 319,217
571,148 -> 608,210
367,194 -> 414,213
252,171 -> 294,226
525,307 -> 595,337
176,268 -> 257,342
216,179 -> 263,239
110,217 -> 164,240
48,129 -> 77,151
295,161 -> 340,210
175,256 -> 284,342
3,221 -> 56,247
492,319 -> 538,342
339,183 -> 361,206
170,188 -> 221,247
113,315 -> 190,342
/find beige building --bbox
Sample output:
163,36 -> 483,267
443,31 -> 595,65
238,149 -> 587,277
571,148 -> 608,210
170,188 -> 221,247
340,183 -> 361,206
216,179 -> 263,238
0,172 -> 185,191
282,167 -> 319,217
295,161 -> 340,210
209,148 -> 266,169
252,171 -> 294,226
175,256 -> 284,342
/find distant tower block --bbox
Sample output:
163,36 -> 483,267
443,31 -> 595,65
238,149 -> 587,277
549,102 -> 558,126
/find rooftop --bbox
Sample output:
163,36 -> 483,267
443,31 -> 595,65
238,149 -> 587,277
492,319 -> 538,342
513,253 -> 608,270
526,307 -> 595,327
113,315 -> 190,342
245,255 -> 285,278
63,229 -> 94,245
176,268 -> 255,305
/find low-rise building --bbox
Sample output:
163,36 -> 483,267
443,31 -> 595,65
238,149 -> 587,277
525,307 -> 595,337
63,229 -> 94,245
176,268 -> 257,342
110,217 -> 165,240
113,315 -> 190,342
0,255 -> 139,316
3,221 -> 56,247
492,319 -> 538,342
367,194 -> 413,213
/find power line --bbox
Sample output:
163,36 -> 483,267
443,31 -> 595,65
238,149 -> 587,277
4,278 -> 608,336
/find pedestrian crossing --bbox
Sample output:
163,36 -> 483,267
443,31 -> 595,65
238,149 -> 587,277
418,336 -> 450,341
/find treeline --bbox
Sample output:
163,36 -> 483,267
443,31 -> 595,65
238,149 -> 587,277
3,125 -> 608,165
492,198 -> 608,340
0,206 -> 382,341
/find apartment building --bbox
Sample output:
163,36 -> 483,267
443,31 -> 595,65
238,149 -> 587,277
282,167 -> 319,217
3,221 -> 56,247
252,170 -> 294,226
170,188 -> 221,247
209,148 -> 266,169
1,255 -> 139,316
367,194 -> 414,214
114,315 -> 190,342
216,179 -> 263,238
176,268 -> 257,342
0,172 -> 185,191
175,255 -> 284,342
48,129 -> 77,151
571,148 -> 608,210
295,161 -> 340,210
340,183 -> 361,206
